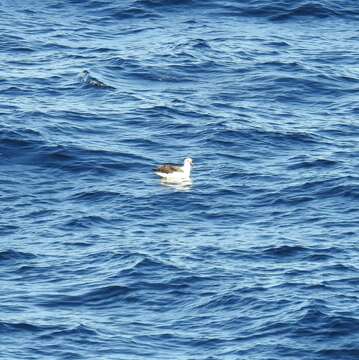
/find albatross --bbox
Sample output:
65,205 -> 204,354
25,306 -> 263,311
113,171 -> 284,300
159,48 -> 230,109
155,158 -> 193,181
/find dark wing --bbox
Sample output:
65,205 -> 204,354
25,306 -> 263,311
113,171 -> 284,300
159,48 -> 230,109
155,164 -> 183,174
89,78 -> 115,89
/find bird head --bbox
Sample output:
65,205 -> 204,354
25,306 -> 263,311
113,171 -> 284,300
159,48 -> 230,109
184,158 -> 193,167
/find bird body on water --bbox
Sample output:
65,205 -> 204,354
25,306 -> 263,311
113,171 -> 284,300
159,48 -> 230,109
155,158 -> 193,181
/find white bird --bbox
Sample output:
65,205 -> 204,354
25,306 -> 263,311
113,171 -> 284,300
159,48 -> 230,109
154,158 -> 193,182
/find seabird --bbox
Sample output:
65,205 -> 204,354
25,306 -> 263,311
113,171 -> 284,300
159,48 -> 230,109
80,70 -> 115,89
155,158 -> 193,181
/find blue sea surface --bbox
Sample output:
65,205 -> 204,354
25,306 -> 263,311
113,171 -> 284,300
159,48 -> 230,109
1,0 -> 359,359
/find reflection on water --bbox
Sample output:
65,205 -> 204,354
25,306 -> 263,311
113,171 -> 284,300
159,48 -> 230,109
160,178 -> 193,191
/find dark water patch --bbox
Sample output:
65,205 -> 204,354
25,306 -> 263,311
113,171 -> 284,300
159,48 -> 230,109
257,60 -> 304,71
318,348 -> 359,359
207,0 -> 359,20
40,285 -> 133,308
271,3 -> 340,21
209,126 -> 328,151
265,40 -> 291,47
70,190 -> 120,202
14,264 -> 44,275
172,38 -> 213,53
38,324 -> 98,340
134,105 -> 212,122
0,104 -> 18,112
0,250 -> 36,262
84,250 -> 142,263
120,257 -> 182,276
124,66 -> 195,83
0,224 -> 19,236
131,280 -> 191,295
1,86 -> 33,96
261,245 -> 309,258
305,253 -> 332,261
194,292 -> 255,311
266,177 -> 359,204
326,263 -> 358,272
0,130 -> 145,173
106,55 -> 217,82
20,209 -> 56,220
60,215 -> 117,230
63,241 -> 93,248
324,277 -> 359,288
272,76 -> 343,96
113,8 -> 161,20
292,307 -> 359,338
40,43 -> 72,51
269,194 -> 314,207
319,124 -> 359,140
287,157 -> 338,170
0,321 -> 56,334
135,0 -> 194,7
0,128 -> 44,148
317,184 -> 359,199
106,56 -> 143,71
6,46 -> 35,53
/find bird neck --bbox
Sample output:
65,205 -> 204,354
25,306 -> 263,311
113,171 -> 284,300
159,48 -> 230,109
81,73 -> 89,82
183,162 -> 191,177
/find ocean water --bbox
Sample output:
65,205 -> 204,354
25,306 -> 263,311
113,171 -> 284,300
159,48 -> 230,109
1,0 -> 359,359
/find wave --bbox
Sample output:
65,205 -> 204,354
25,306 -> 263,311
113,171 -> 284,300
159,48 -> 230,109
61,215 -> 114,230
200,0 -> 359,20
206,125 -> 328,153
262,244 -> 309,257
106,56 -> 198,83
38,324 -> 98,340
83,0 -> 359,20
287,157 -> 338,170
55,0 -> 359,23
0,224 -> 19,236
293,306 -> 359,337
134,0 -> 193,7
40,285 -> 133,308
0,126 -> 149,173
0,250 -> 36,261
0,321 -> 55,334
3,0 -> 358,57
284,177 -> 359,200
117,257 -> 183,278
70,190 -> 120,202
67,1 -> 162,20
130,0 -> 358,20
